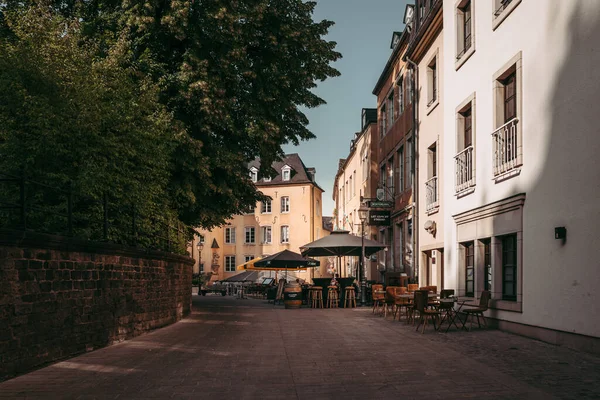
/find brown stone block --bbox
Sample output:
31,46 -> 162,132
18,270 -> 34,282
60,261 -> 74,270
35,252 -> 52,261
14,260 -> 28,270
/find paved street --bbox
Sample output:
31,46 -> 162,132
1,295 -> 599,400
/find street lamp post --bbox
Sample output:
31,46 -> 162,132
358,205 -> 369,306
197,241 -> 204,295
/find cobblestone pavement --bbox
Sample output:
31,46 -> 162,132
1,295 -> 599,399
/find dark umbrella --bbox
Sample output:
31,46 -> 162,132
221,270 -> 261,283
253,249 -> 320,282
300,230 -> 387,275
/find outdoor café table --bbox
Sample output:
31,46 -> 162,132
439,298 -> 475,332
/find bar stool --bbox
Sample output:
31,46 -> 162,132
311,286 -> 323,309
344,286 -> 356,308
327,286 -> 339,308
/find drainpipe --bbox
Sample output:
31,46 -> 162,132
405,56 -> 419,285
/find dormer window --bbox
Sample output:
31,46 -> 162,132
263,176 -> 271,182
281,165 -> 291,181
249,167 -> 258,183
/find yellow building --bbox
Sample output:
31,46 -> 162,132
193,154 -> 327,283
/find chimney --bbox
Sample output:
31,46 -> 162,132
306,167 -> 316,181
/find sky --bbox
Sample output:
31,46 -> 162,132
283,0 -> 410,216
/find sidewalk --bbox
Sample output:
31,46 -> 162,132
0,295 -> 598,399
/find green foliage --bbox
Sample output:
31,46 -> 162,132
0,0 -> 340,238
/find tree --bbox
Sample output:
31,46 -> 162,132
0,0 -> 341,231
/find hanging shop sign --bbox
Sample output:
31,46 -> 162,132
368,210 -> 391,226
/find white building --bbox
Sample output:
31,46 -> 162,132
441,0 -> 600,348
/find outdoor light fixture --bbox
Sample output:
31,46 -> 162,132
555,227 -> 566,240
358,205 -> 369,306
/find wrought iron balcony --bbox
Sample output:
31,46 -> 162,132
425,176 -> 438,212
455,145 -> 475,193
492,118 -> 520,177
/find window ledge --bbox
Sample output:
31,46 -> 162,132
455,46 -> 476,71
493,167 -> 521,183
455,186 -> 475,198
426,206 -> 439,216
492,0 -> 522,31
426,99 -> 440,115
489,299 -> 522,313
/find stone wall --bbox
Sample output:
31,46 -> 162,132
0,229 -> 194,381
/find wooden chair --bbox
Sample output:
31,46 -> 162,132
407,283 -> 419,292
392,287 -> 410,321
462,290 -> 491,330
371,284 -> 385,315
344,286 -> 356,308
384,286 -> 400,317
414,290 -> 441,333
437,289 -> 455,329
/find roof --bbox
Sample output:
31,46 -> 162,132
248,153 -> 324,192
373,29 -> 410,95
322,216 -> 334,232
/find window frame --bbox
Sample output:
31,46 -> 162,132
225,255 -> 236,272
492,0 -> 521,31
261,226 -> 272,244
280,225 -> 290,243
426,51 -> 440,113
501,234 -> 517,301
463,241 -> 475,297
455,0 -> 475,70
261,199 -> 272,214
281,166 -> 291,181
281,196 -> 290,213
249,167 -> 258,183
244,226 -> 255,244
225,227 -> 236,244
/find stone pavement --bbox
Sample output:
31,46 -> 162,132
1,295 -> 599,400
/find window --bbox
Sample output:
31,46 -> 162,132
456,0 -> 474,67
261,226 -> 272,244
244,226 -> 255,244
281,226 -> 290,243
225,227 -> 236,244
362,151 -> 369,179
492,53 -> 522,178
387,91 -> 394,128
249,168 -> 258,183
397,146 -> 404,193
455,94 -> 476,193
261,199 -> 272,214
503,72 -> 517,123
481,239 -> 492,291
398,77 -> 404,115
281,196 -> 290,213
263,176 -> 271,182
406,70 -> 413,105
427,56 -> 437,106
353,171 -> 356,197
225,255 -> 236,272
199,235 -> 205,244
386,157 -> 394,200
493,0 -> 521,30
349,176 -> 353,198
380,105 -> 387,135
502,234 -> 517,301
282,166 -> 291,181
316,200 -> 320,216
244,255 -> 254,262
428,143 -> 437,179
464,241 -> 475,297
406,138 -> 413,189
244,204 -> 256,215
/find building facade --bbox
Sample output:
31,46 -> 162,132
372,26 -> 415,283
332,108 -> 379,280
441,0 -> 600,345
405,0 -> 446,290
194,154 -> 325,284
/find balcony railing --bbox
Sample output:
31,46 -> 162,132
425,176 -> 438,212
492,118 -> 521,177
455,145 -> 475,193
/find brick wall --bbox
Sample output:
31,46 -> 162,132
0,230 -> 193,381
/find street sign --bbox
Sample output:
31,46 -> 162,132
369,200 -> 393,208
369,210 -> 391,226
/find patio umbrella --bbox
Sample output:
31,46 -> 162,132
221,270 -> 261,283
300,230 -> 387,275
253,249 -> 320,282
236,256 -> 264,271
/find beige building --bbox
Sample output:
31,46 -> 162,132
193,154 -> 327,283
332,109 -> 379,280
403,1 -> 446,289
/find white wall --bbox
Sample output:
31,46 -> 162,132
443,0 -> 600,337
